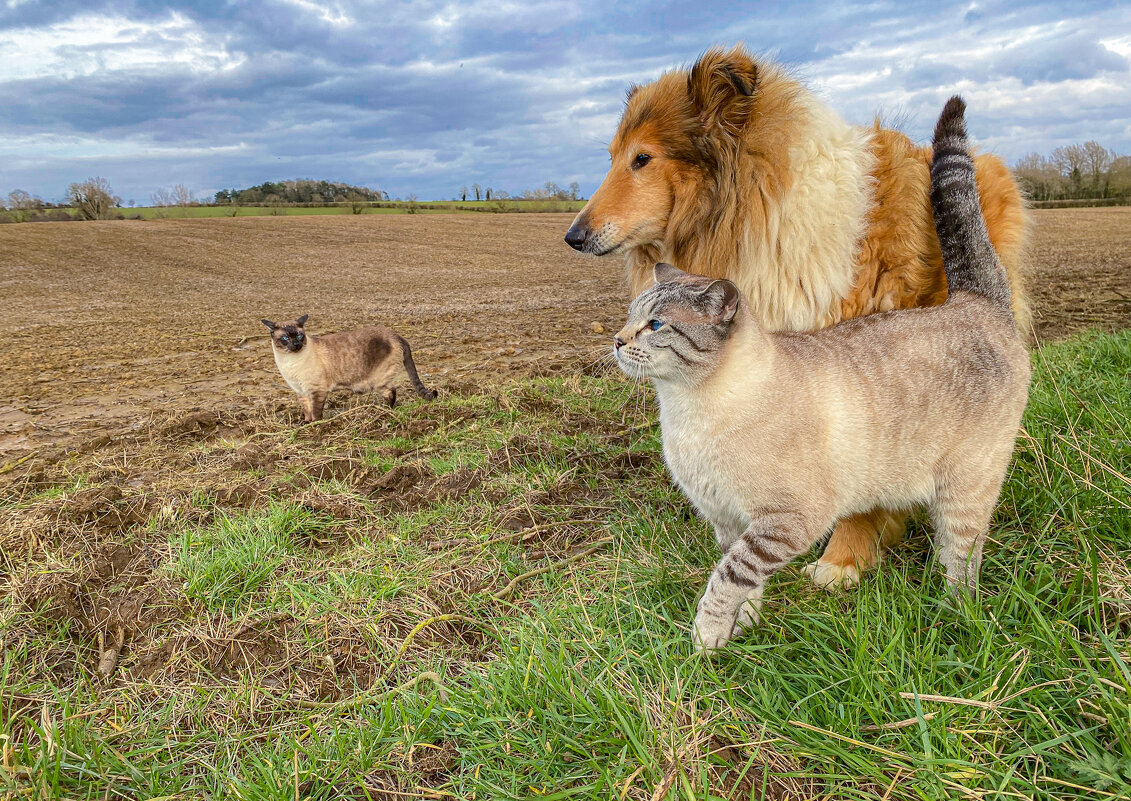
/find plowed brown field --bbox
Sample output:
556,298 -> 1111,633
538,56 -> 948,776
3,207 -> 1129,456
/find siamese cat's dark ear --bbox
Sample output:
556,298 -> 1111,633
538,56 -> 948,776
296,314 -> 309,327
704,280 -> 740,324
261,319 -> 276,329
653,262 -> 686,284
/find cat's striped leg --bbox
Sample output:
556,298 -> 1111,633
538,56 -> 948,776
693,509 -> 810,653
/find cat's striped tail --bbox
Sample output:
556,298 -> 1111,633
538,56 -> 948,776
931,96 -> 1013,314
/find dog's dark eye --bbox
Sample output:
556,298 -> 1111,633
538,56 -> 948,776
649,320 -> 663,331
632,153 -> 651,170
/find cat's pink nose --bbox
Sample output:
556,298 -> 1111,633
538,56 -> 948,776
613,336 -> 625,350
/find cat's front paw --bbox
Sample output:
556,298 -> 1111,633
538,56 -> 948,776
692,610 -> 738,654
733,590 -> 763,633
802,559 -> 860,590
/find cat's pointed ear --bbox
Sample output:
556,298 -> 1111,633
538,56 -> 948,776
296,314 -> 309,327
653,262 -> 686,284
261,319 -> 276,329
704,280 -> 740,324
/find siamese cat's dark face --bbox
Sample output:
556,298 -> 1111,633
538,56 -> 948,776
262,315 -> 309,353
614,263 -> 739,383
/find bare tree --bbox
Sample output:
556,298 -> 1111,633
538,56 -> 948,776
172,184 -> 194,207
1081,141 -> 1113,196
1014,153 -> 1064,201
485,187 -> 492,200
6,189 -> 39,222
568,181 -> 580,201
67,177 -> 121,220
460,186 -> 468,202
1109,155 -> 1131,197
472,183 -> 481,201
1051,144 -> 1087,197
151,187 -> 174,207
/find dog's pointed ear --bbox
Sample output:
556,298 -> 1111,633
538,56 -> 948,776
653,262 -> 687,284
296,314 -> 309,327
261,319 -> 276,329
688,46 -> 758,135
703,279 -> 740,324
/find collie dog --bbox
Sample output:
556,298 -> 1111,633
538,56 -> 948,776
566,46 -> 1029,589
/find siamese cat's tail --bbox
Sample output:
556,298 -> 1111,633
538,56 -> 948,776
931,96 -> 1013,315
399,336 -> 438,400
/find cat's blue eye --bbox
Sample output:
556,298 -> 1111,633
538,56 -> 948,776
649,320 -> 663,331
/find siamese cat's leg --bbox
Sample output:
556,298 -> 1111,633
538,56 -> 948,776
382,386 -> 397,408
309,390 -> 328,422
299,394 -> 314,423
693,508 -> 811,653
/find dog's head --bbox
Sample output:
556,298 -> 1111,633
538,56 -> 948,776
565,46 -> 758,256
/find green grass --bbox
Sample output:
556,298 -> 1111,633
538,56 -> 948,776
2,331 -> 1129,799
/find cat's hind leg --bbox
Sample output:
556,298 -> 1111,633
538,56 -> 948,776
929,479 -> 999,594
693,508 -> 813,653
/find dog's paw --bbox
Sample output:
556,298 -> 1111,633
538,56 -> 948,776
802,559 -> 860,590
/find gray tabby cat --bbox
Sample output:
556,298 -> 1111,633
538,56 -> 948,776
614,97 -> 1030,652
262,315 -> 437,422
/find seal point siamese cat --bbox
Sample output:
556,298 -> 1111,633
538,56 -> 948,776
262,315 -> 437,422
614,97 -> 1030,652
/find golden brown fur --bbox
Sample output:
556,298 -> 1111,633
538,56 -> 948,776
566,46 -> 1030,587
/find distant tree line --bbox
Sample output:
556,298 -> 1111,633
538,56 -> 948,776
213,180 -> 388,205
1013,142 -> 1131,202
2,175 -> 585,224
458,181 -> 582,202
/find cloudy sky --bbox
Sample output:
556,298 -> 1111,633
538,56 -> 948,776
1,0 -> 1128,204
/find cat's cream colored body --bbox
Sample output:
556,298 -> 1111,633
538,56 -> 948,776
657,300 -> 1026,548
647,295 -> 1029,650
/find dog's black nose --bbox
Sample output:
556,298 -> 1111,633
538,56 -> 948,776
564,222 -> 589,250
613,336 -> 625,350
